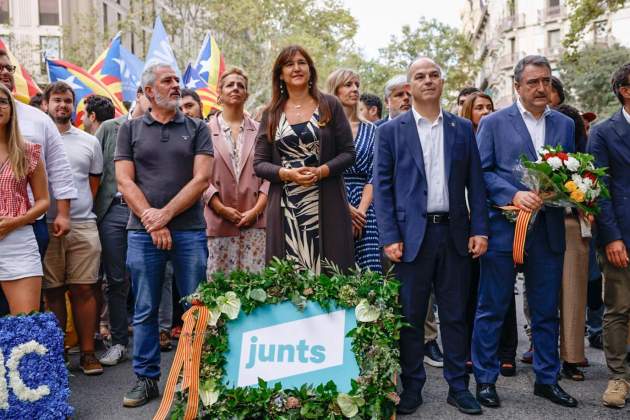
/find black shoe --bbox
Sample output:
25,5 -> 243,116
476,383 -> 500,408
533,383 -> 578,407
447,389 -> 482,415
123,376 -> 159,407
562,361 -> 585,381
396,390 -> 423,415
588,333 -> 603,350
500,360 -> 516,377
423,340 -> 444,368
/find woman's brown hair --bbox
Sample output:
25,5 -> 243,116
264,45 -> 331,142
0,83 -> 28,179
460,92 -> 494,126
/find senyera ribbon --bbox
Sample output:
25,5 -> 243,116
499,205 -> 533,265
154,302 -> 209,420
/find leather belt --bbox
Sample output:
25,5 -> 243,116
427,212 -> 449,224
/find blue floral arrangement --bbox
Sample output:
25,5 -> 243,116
0,312 -> 73,419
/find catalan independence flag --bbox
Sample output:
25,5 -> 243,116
183,63 -> 220,118
0,37 -> 41,104
88,32 -> 124,103
192,33 -> 225,92
46,58 -> 127,128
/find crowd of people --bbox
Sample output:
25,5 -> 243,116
0,43 -> 630,416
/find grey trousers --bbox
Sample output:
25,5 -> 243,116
602,255 -> 630,380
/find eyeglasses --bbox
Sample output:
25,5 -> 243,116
0,98 -> 10,108
0,64 -> 16,74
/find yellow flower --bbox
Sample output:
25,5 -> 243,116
570,190 -> 585,203
564,181 -> 577,192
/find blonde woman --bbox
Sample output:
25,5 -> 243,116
204,68 -> 269,275
327,69 -> 381,273
0,83 -> 49,314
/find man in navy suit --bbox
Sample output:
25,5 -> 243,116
588,62 -> 630,409
374,57 -> 489,415
472,55 -> 577,408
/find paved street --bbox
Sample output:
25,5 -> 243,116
69,281 -> 629,419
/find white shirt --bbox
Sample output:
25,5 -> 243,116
412,107 -> 449,212
516,99 -> 551,152
47,126 -> 103,221
622,107 -> 630,125
16,101 -> 77,200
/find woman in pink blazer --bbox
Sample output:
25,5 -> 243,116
203,68 -> 269,276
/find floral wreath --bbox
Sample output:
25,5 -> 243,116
166,259 -> 403,419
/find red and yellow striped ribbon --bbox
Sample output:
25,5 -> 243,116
499,206 -> 533,265
154,303 -> 209,420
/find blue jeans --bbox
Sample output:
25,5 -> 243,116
127,229 -> 207,379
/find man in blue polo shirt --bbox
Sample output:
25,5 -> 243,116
115,63 -> 213,407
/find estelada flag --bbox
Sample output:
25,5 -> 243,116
88,32 -> 124,103
193,33 -> 225,92
46,58 -> 127,128
183,63 -> 220,118
0,37 -> 42,104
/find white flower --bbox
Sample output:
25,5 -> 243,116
583,177 -> 593,187
571,174 -> 582,184
547,156 -> 563,170
0,349 -> 7,409
7,340 -> 50,402
199,380 -> 219,407
564,157 -> 580,172
337,393 -> 365,418
355,299 -> 380,322
217,291 -> 241,320
207,306 -> 221,327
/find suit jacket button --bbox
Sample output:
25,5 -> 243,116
423,190 -> 427,195
422,212 -> 427,217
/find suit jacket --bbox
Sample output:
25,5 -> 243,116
94,114 -> 127,223
373,109 -> 489,262
254,93 -> 356,271
203,114 -> 269,237
476,103 -> 575,253
374,117 -> 388,127
588,109 -> 630,249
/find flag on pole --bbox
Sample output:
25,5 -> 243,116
144,16 -> 181,78
119,46 -> 144,102
193,32 -> 225,91
88,32 -> 124,103
46,58 -> 127,128
183,63 -> 220,118
0,37 -> 42,104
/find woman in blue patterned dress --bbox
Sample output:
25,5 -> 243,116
327,69 -> 382,273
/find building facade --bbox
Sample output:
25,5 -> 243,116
461,0 -> 630,108
0,0 -> 63,81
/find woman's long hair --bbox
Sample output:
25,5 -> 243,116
326,68 -> 366,125
461,92 -> 494,129
265,45 -> 331,141
0,84 -> 28,179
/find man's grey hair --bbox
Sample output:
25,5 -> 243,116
384,74 -> 409,99
141,63 -> 174,89
513,55 -> 551,83
407,56 -> 445,82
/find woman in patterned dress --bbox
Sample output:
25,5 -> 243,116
326,69 -> 382,273
254,45 -> 356,274
203,68 -> 269,276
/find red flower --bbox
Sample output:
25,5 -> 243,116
543,153 -> 555,160
557,152 -> 569,161
583,172 -> 597,183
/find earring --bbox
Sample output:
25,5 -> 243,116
217,95 -> 223,105
280,80 -> 286,96
308,79 -> 313,89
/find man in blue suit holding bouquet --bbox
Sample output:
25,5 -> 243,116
374,56 -> 489,415
472,55 -> 577,408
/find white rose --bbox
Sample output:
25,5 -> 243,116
564,157 -> 580,172
547,156 -> 563,170
571,174 -> 582,184
583,177 -> 593,187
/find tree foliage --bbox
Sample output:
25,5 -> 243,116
369,18 -> 479,106
560,43 -> 629,118
563,0 -> 627,58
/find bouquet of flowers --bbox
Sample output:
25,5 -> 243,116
502,145 -> 609,264
504,145 -> 609,218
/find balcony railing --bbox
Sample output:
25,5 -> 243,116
501,13 -> 526,32
539,5 -> 567,23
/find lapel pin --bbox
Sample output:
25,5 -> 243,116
450,122 -> 455,127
